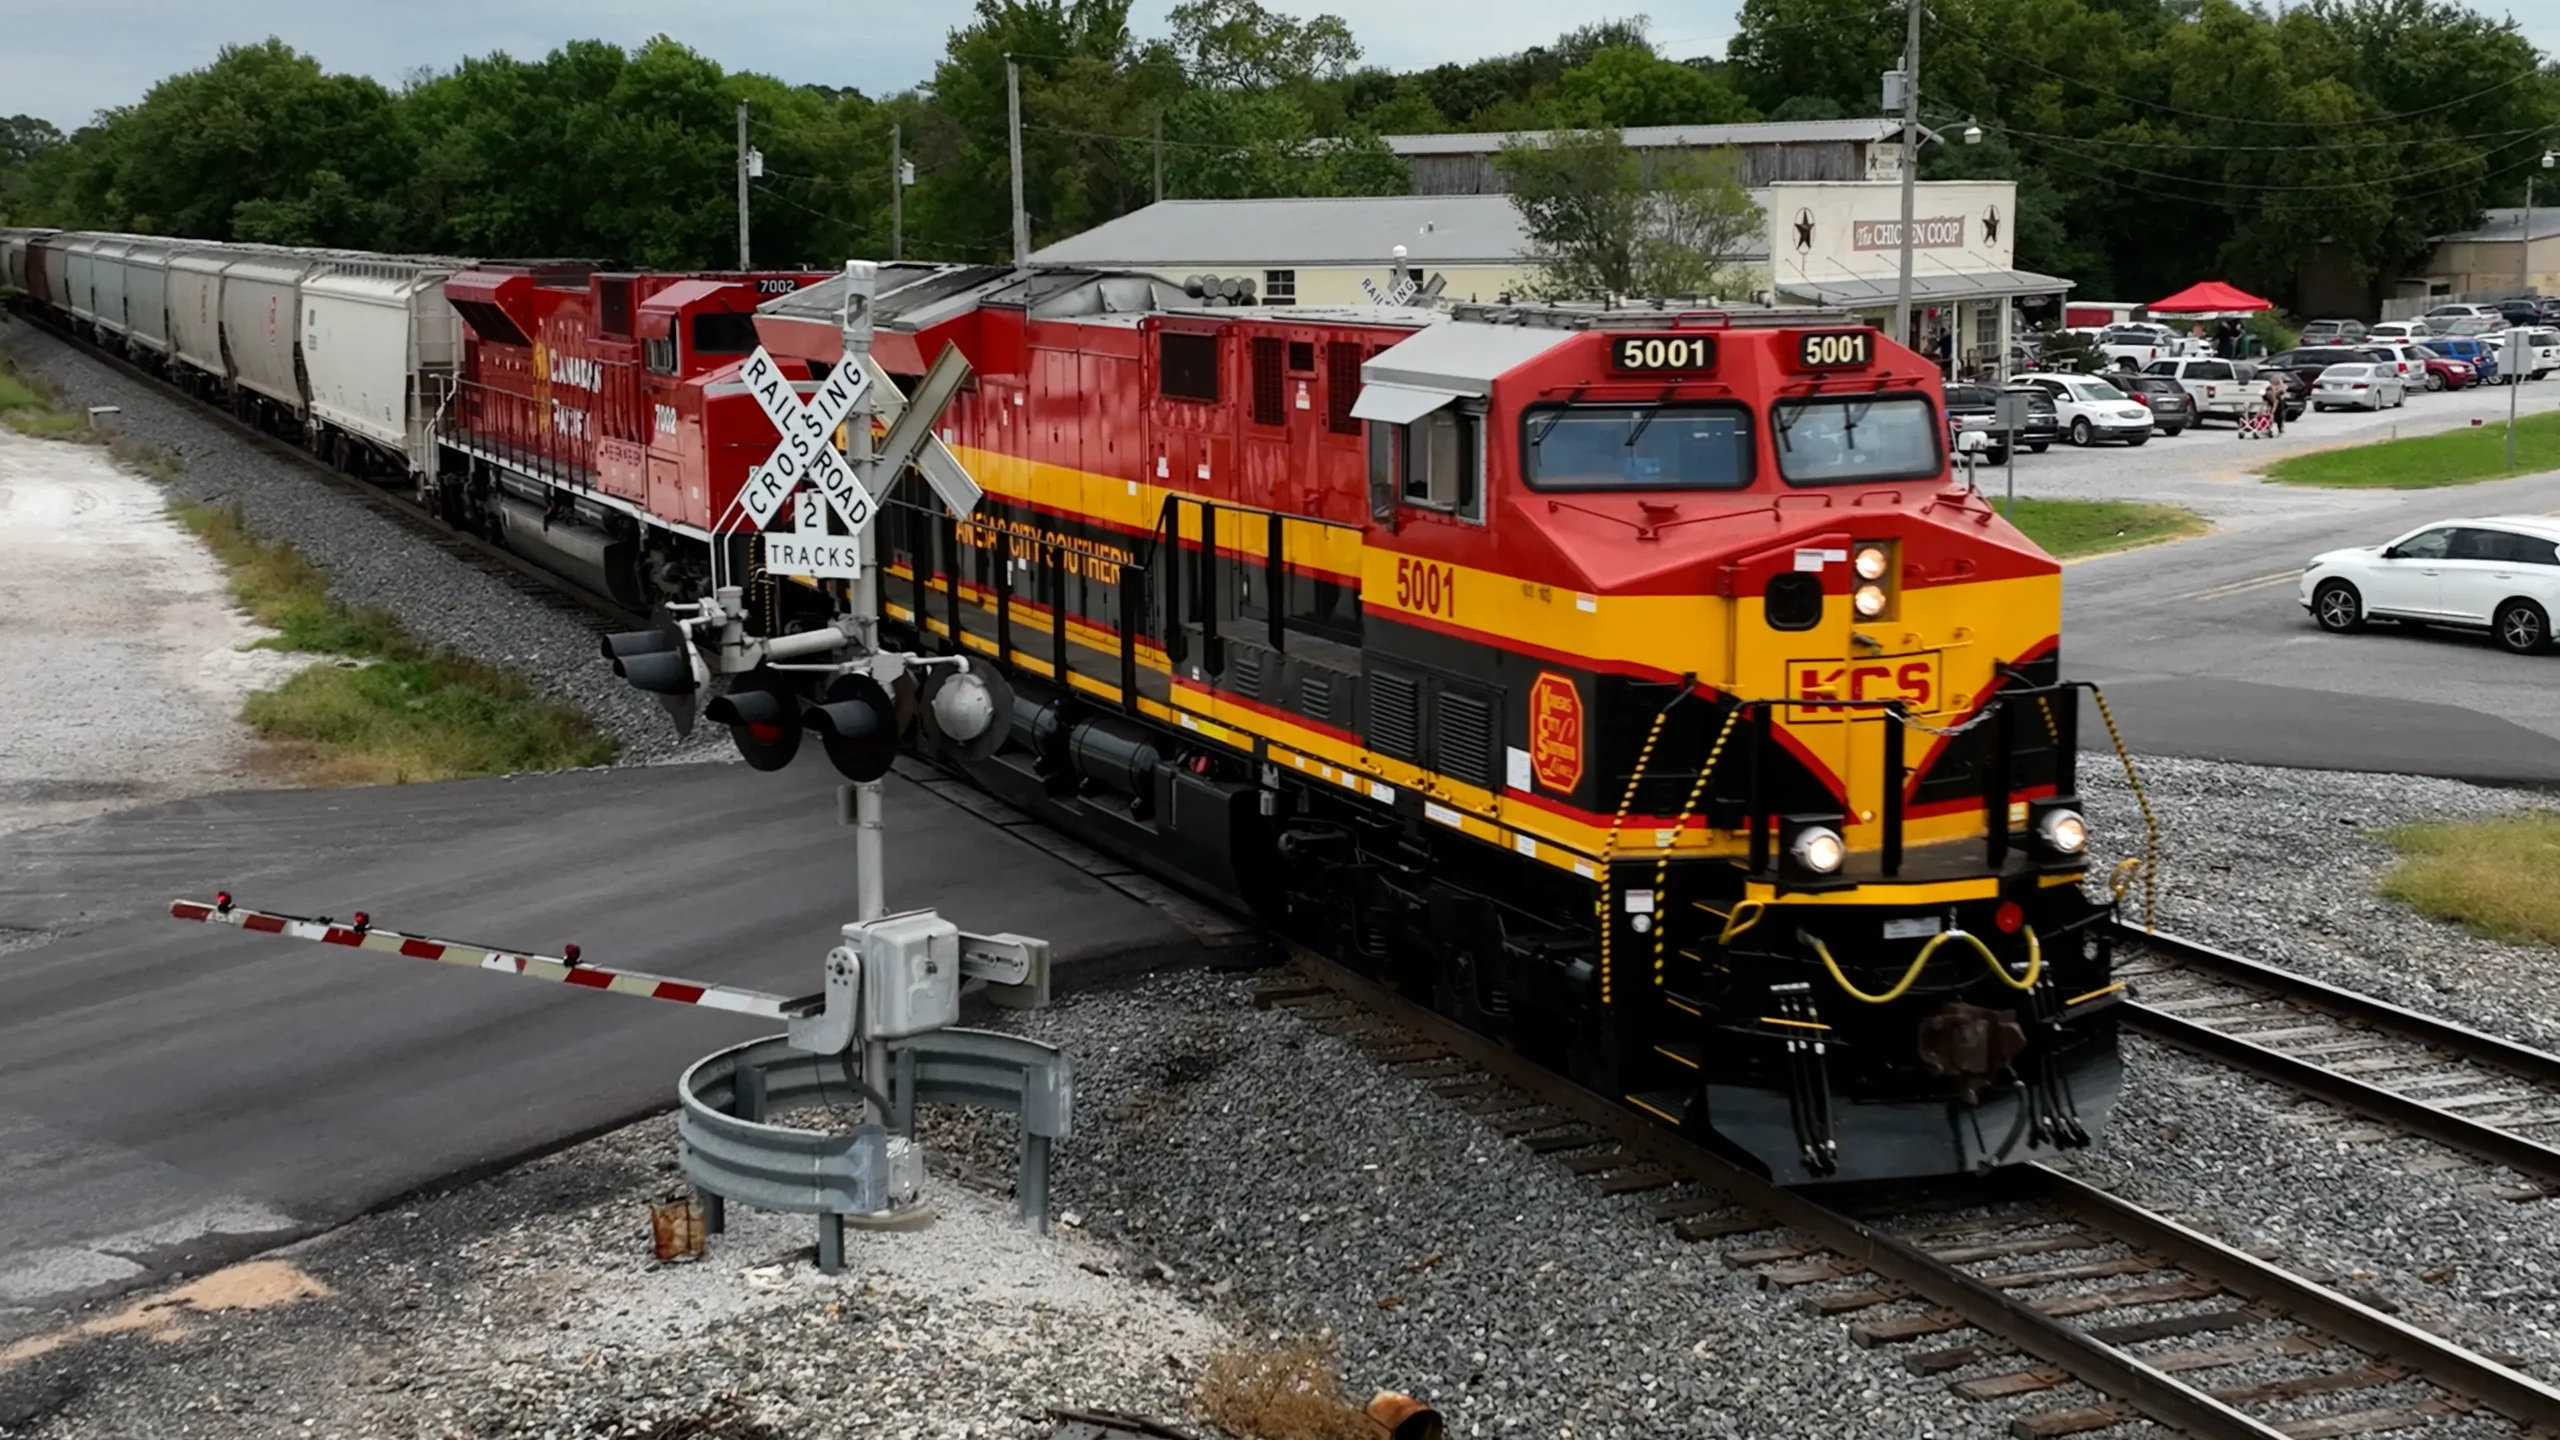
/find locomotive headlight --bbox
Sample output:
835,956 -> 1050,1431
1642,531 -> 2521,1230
1791,825 -> 1846,874
1854,544 -> 1891,581
2034,806 -> 2088,856
1853,583 -> 1889,618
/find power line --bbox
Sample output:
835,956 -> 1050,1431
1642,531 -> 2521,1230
1994,124 -> 2538,193
2010,139 -> 2560,212
1970,117 -> 2556,154
1924,5 -> 2545,130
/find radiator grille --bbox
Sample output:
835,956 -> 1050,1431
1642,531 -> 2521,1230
1434,691 -> 1497,788
1301,673 -> 1334,724
1229,646 -> 1263,700
1367,671 -> 1420,761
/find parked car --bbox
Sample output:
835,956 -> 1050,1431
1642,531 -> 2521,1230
2425,302 -> 2502,323
2355,344 -> 2433,394
2517,328 -> 2560,380
2368,321 -> 2433,341
2300,516 -> 2560,654
2113,373 -> 2197,434
2012,371 -> 2155,446
1942,382 -> 2060,460
2438,316 -> 2503,338
2232,361 -> 2312,421
2311,362 -> 2404,410
2423,336 -> 2500,384
2086,322 -> 2196,369
2415,350 -> 2477,391
2496,299 -> 2546,328
2298,318 -> 2370,344
2139,355 -> 2251,423
2263,346 -> 2370,389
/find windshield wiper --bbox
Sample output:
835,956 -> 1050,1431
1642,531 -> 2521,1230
1526,387 -> 1588,447
1623,388 -> 1676,449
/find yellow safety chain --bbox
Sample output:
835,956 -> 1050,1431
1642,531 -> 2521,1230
1653,707 -> 1748,986
2085,685 -> 2159,935
1597,704 -> 1678,1007
1805,925 -> 2044,1005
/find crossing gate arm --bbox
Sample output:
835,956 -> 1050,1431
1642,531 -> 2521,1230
168,897 -> 809,1021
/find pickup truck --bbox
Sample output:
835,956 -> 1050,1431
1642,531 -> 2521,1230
2140,356 -> 2251,424
2081,323 -> 2203,370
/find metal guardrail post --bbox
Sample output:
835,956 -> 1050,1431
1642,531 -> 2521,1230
884,1027 -> 1074,1233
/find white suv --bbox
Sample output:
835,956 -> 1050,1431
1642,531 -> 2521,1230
2301,516 -> 2560,654
2013,372 -> 2156,446
2140,356 -> 2250,423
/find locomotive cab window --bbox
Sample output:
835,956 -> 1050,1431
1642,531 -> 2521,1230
1771,394 -> 1942,486
1398,406 -> 1483,523
690,311 -> 758,357
1521,402 -> 1752,492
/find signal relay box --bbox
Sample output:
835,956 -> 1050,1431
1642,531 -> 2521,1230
850,910 -> 961,1039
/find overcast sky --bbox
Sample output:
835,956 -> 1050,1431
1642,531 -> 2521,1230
9,1 -> 2551,134
2,0 -> 1747,131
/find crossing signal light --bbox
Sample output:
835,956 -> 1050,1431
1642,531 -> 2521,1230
602,628 -> 696,696
806,672 -> 900,782
703,671 -> 804,771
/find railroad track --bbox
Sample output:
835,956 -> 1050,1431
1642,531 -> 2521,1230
10,315 -> 648,633
1255,951 -> 2560,1440
2114,924 -> 2560,1197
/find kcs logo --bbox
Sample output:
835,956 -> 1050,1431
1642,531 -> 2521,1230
1789,652 -> 1942,718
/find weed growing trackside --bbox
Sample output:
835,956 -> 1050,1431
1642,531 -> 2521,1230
2381,811 -> 2560,950
173,504 -> 617,783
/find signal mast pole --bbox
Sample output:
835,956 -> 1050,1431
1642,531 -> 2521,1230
1892,0 -> 1921,352
736,101 -> 752,270
1008,58 -> 1031,267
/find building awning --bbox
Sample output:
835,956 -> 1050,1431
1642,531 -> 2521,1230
1775,268 -> 2074,306
1350,382 -> 1458,425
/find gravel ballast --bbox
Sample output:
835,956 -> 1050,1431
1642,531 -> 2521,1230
0,321 -> 724,765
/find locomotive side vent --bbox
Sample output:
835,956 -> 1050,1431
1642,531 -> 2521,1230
1433,690 -> 1498,789
1230,646 -> 1264,700
1249,337 -> 1286,426
1302,673 -> 1334,723
1324,342 -> 1363,436
1367,670 -> 1422,761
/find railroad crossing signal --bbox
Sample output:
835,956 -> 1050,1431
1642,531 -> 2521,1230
735,347 -> 872,536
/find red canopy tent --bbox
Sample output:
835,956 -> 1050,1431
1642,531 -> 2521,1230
2148,280 -> 2273,314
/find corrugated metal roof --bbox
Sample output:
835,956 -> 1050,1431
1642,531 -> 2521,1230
1031,195 -> 1534,268
1362,319 -> 1577,396
1030,194 -> 1773,269
1384,119 -> 1907,156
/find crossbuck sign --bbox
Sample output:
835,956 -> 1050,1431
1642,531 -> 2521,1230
736,348 -> 874,538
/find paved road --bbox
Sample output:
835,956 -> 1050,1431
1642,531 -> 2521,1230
0,761 -> 1213,1340
2010,379 -> 2560,784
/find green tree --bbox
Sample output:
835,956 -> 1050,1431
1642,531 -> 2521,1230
1496,127 -> 1763,298
1550,45 -> 1760,127
1166,0 -> 1360,90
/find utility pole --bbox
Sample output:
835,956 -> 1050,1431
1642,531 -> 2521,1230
1153,109 -> 1164,205
1007,58 -> 1031,268
1892,0 -> 1921,352
891,123 -> 904,263
2513,154 -> 2552,469
736,100 -> 752,270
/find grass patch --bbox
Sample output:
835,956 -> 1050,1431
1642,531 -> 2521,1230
172,501 -> 616,784
1196,1340 -> 1376,1440
0,357 -> 186,475
2005,497 -> 2208,558
2380,812 -> 2560,950
2264,408 -> 2560,488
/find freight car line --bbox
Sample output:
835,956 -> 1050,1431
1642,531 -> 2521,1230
1250,951 -> 2560,1439
13,315 -> 649,634
2114,925 -> 2560,1195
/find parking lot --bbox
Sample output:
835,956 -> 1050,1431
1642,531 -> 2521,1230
2013,374 -> 2560,781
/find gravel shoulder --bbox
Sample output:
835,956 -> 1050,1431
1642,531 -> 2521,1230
0,422 -> 307,838
0,321 -> 729,770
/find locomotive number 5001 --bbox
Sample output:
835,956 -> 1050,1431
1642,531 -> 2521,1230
1395,557 -> 1456,619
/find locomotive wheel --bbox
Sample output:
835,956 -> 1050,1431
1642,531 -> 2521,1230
2313,579 -> 2365,633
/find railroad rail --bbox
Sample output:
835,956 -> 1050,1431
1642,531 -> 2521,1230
1258,949 -> 2560,1440
9,314 -> 648,632
2113,924 -> 2560,1194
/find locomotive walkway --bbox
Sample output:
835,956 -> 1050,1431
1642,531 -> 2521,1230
0,762 -> 1216,1340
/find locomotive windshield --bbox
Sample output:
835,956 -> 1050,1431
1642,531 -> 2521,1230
1770,394 -> 1942,486
1520,402 -> 1754,492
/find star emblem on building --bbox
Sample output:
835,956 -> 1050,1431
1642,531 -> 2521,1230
1982,206 -> 2001,245
1794,208 -> 1815,251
